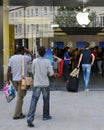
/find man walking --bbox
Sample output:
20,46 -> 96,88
7,45 -> 34,119
27,46 -> 54,127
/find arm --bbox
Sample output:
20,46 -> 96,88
24,48 -> 35,60
64,57 -> 72,61
47,61 -> 54,77
77,53 -> 83,68
91,53 -> 95,66
6,66 -> 11,84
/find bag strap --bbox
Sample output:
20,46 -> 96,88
22,56 -> 25,77
76,68 -> 80,78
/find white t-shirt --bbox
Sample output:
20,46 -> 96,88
8,54 -> 31,81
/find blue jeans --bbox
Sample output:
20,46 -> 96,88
63,64 -> 70,81
82,64 -> 91,89
97,60 -> 102,73
27,87 -> 50,122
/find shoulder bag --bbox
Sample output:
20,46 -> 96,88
21,56 -> 33,90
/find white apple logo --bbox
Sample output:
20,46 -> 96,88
76,11 -> 90,27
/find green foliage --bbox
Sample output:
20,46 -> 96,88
54,6 -> 97,27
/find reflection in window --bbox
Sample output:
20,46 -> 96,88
100,16 -> 104,27
36,24 -> 39,32
15,11 -> 18,17
50,6 -> 53,11
27,25 -> 30,34
31,8 -> 34,17
15,25 -> 18,34
44,6 -> 47,15
35,8 -> 38,16
19,10 -> 22,16
26,9 -> 30,17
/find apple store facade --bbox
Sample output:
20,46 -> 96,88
0,0 -> 104,89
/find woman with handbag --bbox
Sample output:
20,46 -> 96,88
77,42 -> 95,91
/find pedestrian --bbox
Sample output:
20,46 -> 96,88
63,47 -> 72,83
96,48 -> 103,74
77,42 -> 95,91
27,46 -> 54,127
91,46 -> 98,75
6,45 -> 34,119
53,58 -> 59,78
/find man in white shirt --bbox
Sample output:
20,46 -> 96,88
7,45 -> 34,119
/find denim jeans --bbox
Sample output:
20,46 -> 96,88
97,60 -> 102,73
82,64 -> 91,89
27,87 -> 50,122
63,64 -> 70,81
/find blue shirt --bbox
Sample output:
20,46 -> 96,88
64,52 -> 70,65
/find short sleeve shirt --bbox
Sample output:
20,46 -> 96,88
8,54 -> 31,81
81,49 -> 92,64
64,52 -> 70,65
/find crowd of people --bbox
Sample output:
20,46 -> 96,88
6,42 -> 104,127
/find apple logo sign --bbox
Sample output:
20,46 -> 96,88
76,11 -> 90,27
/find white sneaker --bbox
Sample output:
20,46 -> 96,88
84,88 -> 89,92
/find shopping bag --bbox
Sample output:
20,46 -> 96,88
3,81 -> 16,103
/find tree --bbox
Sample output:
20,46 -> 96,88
54,6 -> 97,27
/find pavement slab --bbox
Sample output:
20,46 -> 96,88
1,90 -> 104,130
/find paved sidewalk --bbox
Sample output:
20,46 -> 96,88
1,90 -> 104,130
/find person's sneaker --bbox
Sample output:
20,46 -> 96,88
43,115 -> 52,121
84,88 -> 89,92
27,120 -> 34,127
13,114 -> 25,120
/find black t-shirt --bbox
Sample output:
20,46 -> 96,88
81,49 -> 92,64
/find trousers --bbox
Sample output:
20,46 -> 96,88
82,64 -> 91,89
27,87 -> 50,122
13,81 -> 26,117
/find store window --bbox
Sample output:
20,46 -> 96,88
100,15 -> 104,27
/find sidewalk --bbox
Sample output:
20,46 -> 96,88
1,90 -> 104,130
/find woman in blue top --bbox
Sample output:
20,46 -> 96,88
77,42 -> 95,91
63,47 -> 72,82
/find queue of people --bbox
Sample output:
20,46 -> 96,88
6,43 -> 104,127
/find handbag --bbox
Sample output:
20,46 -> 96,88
69,68 -> 80,77
3,81 -> 16,103
21,56 -> 33,90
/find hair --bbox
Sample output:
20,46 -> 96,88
85,42 -> 90,48
38,46 -> 46,57
16,45 -> 24,53
64,46 -> 70,52
54,58 -> 58,61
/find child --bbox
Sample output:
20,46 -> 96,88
53,58 -> 59,78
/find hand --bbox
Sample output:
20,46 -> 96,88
24,48 -> 29,53
6,80 -> 10,85
76,66 -> 79,69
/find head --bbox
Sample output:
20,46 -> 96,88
54,58 -> 58,62
65,47 -> 70,52
85,42 -> 90,49
16,45 -> 25,55
38,46 -> 46,57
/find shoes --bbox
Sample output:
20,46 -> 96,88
13,113 -> 25,120
43,115 -> 52,121
84,88 -> 89,92
64,80 -> 69,83
27,120 -> 34,127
